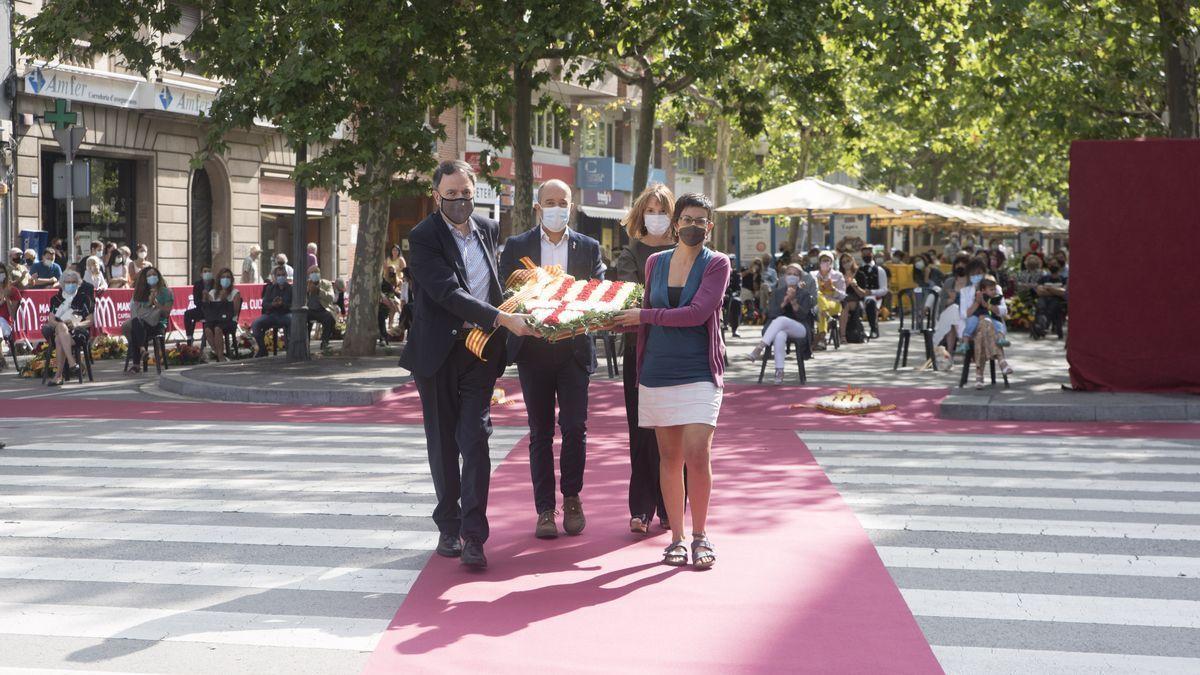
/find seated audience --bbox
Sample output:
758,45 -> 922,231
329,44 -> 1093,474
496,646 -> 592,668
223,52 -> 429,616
125,267 -> 173,374
29,249 -> 62,289
306,265 -> 337,349
1035,262 -> 1068,339
839,253 -> 869,343
107,247 -> 131,288
204,267 -> 242,362
810,251 -> 845,350
8,248 -> 30,289
252,265 -> 292,357
184,266 -> 216,346
855,246 -> 888,338
747,262 -> 816,384
42,270 -> 94,385
83,255 -> 108,293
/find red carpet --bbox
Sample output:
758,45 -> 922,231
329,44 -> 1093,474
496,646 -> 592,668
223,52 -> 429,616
362,422 -> 942,674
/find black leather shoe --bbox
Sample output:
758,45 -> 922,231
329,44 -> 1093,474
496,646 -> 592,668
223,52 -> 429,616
460,539 -> 487,569
435,533 -> 462,558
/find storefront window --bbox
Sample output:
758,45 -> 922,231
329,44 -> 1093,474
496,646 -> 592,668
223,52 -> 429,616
41,152 -> 137,258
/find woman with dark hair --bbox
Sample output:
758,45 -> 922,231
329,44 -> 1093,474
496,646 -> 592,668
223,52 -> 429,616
204,267 -> 241,362
838,253 -> 868,343
125,266 -> 173,373
614,192 -> 730,569
614,183 -> 677,534
0,262 -> 21,370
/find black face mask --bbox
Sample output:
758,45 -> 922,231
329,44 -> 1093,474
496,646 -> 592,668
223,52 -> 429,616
439,196 -> 474,225
678,226 -> 706,247
954,266 -> 967,277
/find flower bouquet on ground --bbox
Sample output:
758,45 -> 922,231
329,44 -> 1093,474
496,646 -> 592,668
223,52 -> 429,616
154,343 -> 203,366
1007,294 -> 1034,330
463,257 -> 643,359
18,343 -> 52,378
90,335 -> 128,361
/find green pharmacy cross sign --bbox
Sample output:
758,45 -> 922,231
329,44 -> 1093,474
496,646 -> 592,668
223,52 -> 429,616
44,98 -> 78,130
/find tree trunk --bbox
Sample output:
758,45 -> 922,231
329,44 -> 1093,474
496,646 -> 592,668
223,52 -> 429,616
1158,0 -> 1199,138
511,63 -> 536,234
712,116 -> 731,253
787,128 -> 812,252
341,159 -> 391,357
632,75 -> 658,195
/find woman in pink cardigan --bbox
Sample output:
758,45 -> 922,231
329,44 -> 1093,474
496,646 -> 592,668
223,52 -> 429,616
614,192 -> 730,569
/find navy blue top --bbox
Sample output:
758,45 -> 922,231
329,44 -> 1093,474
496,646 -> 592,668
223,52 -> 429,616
640,250 -> 713,388
30,261 -> 62,280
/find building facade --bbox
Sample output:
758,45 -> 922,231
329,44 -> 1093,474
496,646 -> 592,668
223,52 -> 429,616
6,3 -> 357,285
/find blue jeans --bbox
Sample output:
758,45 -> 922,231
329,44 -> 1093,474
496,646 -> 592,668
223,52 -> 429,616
962,315 -> 1006,339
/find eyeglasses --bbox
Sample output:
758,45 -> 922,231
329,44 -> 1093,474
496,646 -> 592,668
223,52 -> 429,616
678,216 -> 711,227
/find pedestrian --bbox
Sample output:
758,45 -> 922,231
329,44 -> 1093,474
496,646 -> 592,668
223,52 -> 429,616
499,178 -> 603,539
242,245 -> 263,284
614,184 -> 676,534
613,192 -> 730,569
306,242 -> 319,271
399,159 -> 537,569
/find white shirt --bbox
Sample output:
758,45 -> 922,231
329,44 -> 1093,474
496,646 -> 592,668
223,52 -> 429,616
540,227 -> 570,270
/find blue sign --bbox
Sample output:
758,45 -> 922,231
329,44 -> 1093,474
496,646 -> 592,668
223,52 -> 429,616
577,156 -> 669,193
19,230 -> 48,256
577,157 -> 614,190
158,87 -> 174,110
27,68 -> 45,94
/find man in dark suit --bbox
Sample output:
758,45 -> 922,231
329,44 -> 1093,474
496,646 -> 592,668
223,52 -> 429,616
499,179 -> 604,540
399,160 -> 537,569
184,266 -> 215,347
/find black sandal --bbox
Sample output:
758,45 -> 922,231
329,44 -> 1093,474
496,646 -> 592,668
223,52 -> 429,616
663,540 -> 688,566
691,534 -> 716,569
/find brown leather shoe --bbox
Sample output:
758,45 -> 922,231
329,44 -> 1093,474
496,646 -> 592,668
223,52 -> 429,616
562,496 -> 586,535
535,509 -> 558,539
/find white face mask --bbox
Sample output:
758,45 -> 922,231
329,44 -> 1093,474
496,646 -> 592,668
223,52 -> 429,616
540,206 -> 569,233
137,250 -> 147,260
643,214 -> 671,237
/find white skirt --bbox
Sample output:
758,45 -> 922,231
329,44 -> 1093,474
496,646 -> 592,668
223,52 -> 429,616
638,381 -> 723,428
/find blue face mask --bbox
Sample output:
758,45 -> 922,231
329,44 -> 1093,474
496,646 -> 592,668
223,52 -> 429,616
63,283 -> 78,295
969,274 -> 983,285
202,272 -> 213,282
220,278 -> 233,288
276,276 -> 288,285
147,275 -> 159,286
308,273 -> 320,282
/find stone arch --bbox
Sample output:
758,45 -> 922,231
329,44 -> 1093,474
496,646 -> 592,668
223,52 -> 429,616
189,155 -> 232,278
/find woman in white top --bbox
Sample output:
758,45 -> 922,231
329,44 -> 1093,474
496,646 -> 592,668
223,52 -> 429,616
106,246 -> 130,288
128,244 -> 153,281
83,256 -> 108,293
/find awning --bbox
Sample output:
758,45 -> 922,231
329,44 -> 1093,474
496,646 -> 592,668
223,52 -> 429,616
261,206 -> 328,217
579,205 -> 628,220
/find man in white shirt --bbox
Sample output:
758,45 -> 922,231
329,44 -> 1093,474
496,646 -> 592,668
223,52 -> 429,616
241,245 -> 262,284
498,179 -> 604,541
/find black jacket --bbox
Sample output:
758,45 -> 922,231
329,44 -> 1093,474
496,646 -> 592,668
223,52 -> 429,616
498,227 -> 604,373
399,211 -> 505,378
262,281 -> 292,315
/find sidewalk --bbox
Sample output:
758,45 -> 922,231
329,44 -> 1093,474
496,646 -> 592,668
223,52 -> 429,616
157,354 -> 410,405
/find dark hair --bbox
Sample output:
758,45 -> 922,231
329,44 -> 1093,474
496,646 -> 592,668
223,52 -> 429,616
671,192 -> 714,223
979,276 -> 998,290
42,248 -> 55,258
432,160 -> 475,189
966,258 -> 987,275
215,267 -> 236,300
132,266 -> 160,302
272,265 -> 288,279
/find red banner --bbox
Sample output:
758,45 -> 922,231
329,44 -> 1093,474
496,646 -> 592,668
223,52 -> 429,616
11,284 -> 265,343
